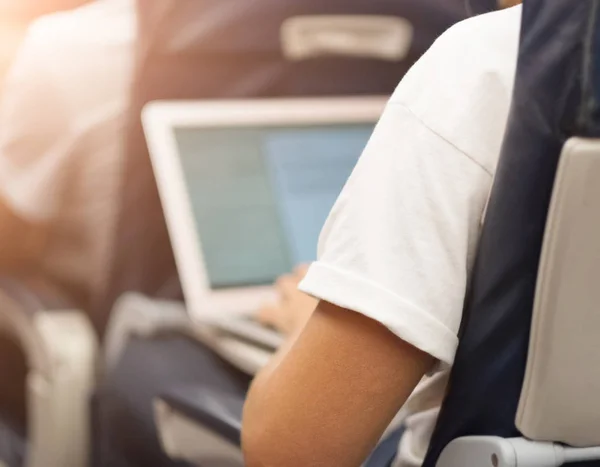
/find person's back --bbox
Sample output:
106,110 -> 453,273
0,0 -> 136,307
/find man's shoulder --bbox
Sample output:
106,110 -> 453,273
441,5 -> 522,50
395,6 -> 522,103
389,6 -> 522,173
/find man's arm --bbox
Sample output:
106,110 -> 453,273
243,301 -> 433,467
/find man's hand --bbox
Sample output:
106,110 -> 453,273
257,265 -> 318,335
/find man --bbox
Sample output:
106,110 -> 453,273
0,0 -> 136,306
243,3 -> 523,467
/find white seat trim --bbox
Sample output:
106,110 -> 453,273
281,15 -> 413,62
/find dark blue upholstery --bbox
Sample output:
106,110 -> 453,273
159,386 -> 245,447
467,0 -> 499,15
94,336 -> 251,467
0,416 -> 25,467
423,1 -> 600,465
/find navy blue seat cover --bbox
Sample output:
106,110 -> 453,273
423,1 -> 600,465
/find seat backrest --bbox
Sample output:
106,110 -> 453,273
95,0 -> 467,334
423,1 -> 600,465
514,137 -> 600,448
467,0 -> 499,15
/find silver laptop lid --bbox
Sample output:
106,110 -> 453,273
143,97 -> 386,317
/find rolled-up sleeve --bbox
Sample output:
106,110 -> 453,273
299,102 -> 492,366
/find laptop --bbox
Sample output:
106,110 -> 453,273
142,97 -> 386,373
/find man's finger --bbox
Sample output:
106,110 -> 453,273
257,305 -> 280,325
276,274 -> 295,292
294,264 -> 310,277
278,276 -> 302,302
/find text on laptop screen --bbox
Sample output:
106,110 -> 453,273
174,125 -> 373,288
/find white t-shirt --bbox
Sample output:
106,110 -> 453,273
0,0 -> 136,303
299,6 -> 522,467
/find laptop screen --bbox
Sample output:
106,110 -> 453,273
174,124 -> 373,289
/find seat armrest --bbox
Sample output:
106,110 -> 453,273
160,385 -> 243,445
104,293 -> 189,373
155,385 -> 244,466
0,416 -> 26,467
436,437 -> 600,467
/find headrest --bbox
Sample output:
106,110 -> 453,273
135,0 -> 467,57
280,16 -> 413,62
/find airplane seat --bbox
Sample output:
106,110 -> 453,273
427,0 -> 600,465
0,277 -> 96,467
